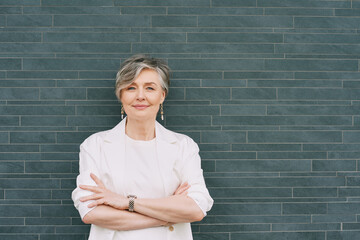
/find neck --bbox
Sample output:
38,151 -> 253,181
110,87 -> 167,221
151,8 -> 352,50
125,117 -> 156,141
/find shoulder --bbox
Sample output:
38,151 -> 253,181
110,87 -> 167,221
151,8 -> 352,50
80,129 -> 110,150
161,126 -> 199,151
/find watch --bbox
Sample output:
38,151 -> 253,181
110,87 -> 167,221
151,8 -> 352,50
127,195 -> 137,212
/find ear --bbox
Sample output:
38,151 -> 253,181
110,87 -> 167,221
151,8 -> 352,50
160,90 -> 166,104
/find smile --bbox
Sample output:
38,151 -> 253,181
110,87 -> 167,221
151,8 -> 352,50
133,105 -> 149,110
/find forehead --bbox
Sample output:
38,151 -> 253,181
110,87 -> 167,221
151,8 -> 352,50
132,69 -> 160,85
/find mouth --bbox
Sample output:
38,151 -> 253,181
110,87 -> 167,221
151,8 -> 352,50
132,104 -> 149,110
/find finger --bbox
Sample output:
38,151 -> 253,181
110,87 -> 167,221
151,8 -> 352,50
79,185 -> 103,193
88,199 -> 105,208
90,173 -> 105,188
80,194 -> 103,202
177,185 -> 190,195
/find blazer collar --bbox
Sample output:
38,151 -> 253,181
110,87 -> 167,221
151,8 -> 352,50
103,117 -> 177,144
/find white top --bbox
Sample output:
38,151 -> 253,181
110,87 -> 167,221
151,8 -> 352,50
71,119 -> 214,240
113,135 -> 166,240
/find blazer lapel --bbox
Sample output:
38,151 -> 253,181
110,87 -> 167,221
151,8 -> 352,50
155,121 -> 179,196
102,118 -> 126,195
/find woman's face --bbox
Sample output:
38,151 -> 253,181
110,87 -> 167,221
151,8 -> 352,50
120,69 -> 165,121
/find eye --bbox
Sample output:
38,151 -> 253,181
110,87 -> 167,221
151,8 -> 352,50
127,86 -> 136,90
146,87 -> 155,90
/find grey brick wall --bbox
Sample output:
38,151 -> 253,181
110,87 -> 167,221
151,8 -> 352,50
0,0 -> 359,239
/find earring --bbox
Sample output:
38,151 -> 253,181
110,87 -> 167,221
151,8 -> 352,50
160,103 -> 164,120
121,105 -> 124,119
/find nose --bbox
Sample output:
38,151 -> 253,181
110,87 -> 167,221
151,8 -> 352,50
136,88 -> 145,100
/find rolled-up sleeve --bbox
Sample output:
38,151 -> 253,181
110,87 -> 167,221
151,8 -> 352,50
180,137 -> 214,216
71,140 -> 100,219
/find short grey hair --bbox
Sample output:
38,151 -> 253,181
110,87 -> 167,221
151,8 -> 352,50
115,55 -> 170,101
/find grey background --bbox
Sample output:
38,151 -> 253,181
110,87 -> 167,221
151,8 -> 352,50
1,0 -> 360,239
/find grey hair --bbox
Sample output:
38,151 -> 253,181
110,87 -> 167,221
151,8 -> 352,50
115,55 -> 170,101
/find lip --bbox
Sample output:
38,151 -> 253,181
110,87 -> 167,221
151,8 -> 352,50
132,104 -> 149,110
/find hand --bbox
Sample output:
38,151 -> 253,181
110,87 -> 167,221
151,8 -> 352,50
173,182 -> 190,196
79,173 -> 128,210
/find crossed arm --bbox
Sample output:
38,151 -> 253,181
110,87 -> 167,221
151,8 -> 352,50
79,173 -> 204,231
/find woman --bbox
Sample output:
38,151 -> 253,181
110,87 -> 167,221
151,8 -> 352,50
71,55 -> 213,240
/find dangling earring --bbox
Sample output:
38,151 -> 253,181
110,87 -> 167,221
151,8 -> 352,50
160,103 -> 164,120
121,105 -> 124,119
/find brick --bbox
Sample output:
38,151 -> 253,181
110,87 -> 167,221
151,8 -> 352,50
193,233 -> 229,240
213,116 -> 349,126
42,0 -> 113,6
68,116 -> 119,126
0,32 -> 41,42
24,6 -> 120,14
23,58 -> 119,70
165,105 -> 219,116
0,116 -> 19,126
166,116 -> 211,126
54,15 -> 150,27
0,206 -> 40,217
198,16 -> 293,28
265,59 -> 358,71
0,162 -> 24,173
328,203 -> 360,214
210,188 -> 291,198
141,33 -> 186,42
7,15 -> 52,27
201,131 -> 246,143
114,0 -> 210,6
40,88 -> 86,100
186,88 -> 230,100
5,190 -> 51,199
121,7 -> 166,14
10,132 -> 55,144
0,106 -> 75,115
152,16 -> 197,27
133,43 -> 273,54
25,217 -> 70,225
273,223 -> 339,231
268,106 -> 360,115
266,8 -> 333,16
293,188 -> 337,197
168,59 -> 264,71
258,0 -> 349,7
0,59 -> 21,70
231,232 -> 325,240
344,132 -> 360,143
295,17 -> 360,29
211,0 -> 255,7
41,205 -> 81,217
207,176 -> 345,188
216,160 -> 310,172
0,80 -> 55,87
312,214 -> 356,223
211,203 -> 281,215
21,116 -> 66,126
248,131 -> 342,143
0,0 -> 39,4
188,33 -> 283,43
44,32 -> 139,42
233,144 -> 301,151
283,203 -> 327,214
25,162 -> 71,173
278,88 -> 360,100
327,231 -> 360,240
232,88 -> 276,100
199,223 -> 269,232
168,7 -> 262,15
339,188 -> 360,197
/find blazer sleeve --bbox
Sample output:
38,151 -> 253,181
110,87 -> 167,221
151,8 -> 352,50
71,137 -> 101,220
179,137 -> 214,216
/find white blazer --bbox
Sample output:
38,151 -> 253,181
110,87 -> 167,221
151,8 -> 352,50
72,118 -> 214,240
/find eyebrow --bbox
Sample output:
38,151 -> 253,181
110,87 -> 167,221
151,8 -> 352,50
130,82 -> 158,86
